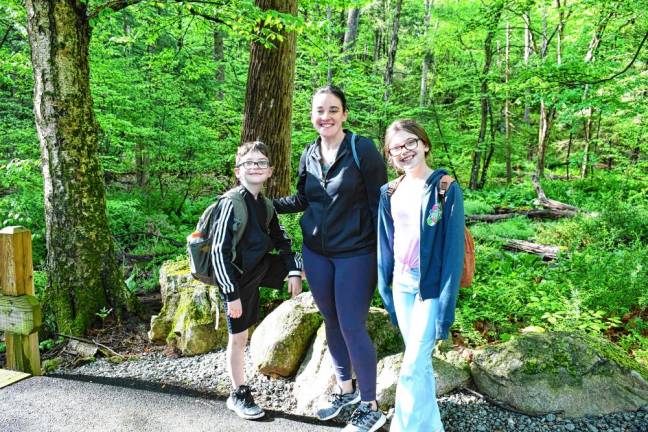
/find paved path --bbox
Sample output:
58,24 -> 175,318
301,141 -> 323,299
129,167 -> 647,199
0,376 -> 342,432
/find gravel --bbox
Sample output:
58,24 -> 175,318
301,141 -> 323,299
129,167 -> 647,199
54,349 -> 648,432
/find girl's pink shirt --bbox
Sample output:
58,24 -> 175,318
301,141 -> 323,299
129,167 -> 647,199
391,180 -> 424,273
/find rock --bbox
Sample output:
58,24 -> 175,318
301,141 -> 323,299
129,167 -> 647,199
292,307 -> 402,415
148,260 -> 228,356
470,331 -> 648,417
250,292 -> 322,377
375,348 -> 471,411
293,325 -> 338,415
365,307 -> 404,357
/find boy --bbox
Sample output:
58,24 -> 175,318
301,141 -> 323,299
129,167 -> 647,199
211,141 -> 303,420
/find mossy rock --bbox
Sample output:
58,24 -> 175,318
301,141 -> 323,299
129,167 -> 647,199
471,331 -> 648,417
366,307 -> 404,358
250,292 -> 323,377
148,260 -> 228,356
376,348 -> 471,411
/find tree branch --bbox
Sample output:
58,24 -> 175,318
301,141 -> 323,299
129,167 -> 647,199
567,30 -> 648,86
89,0 -> 145,19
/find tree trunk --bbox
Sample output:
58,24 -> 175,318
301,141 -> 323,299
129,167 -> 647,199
213,29 -> 225,100
326,6 -> 334,84
383,0 -> 402,101
580,11 -> 612,178
241,0 -> 297,197
342,8 -> 360,61
536,100 -> 555,177
25,0 -> 128,335
469,2 -> 502,189
581,104 -> 593,178
523,11 -> 533,136
504,20 -> 511,183
419,0 -> 433,107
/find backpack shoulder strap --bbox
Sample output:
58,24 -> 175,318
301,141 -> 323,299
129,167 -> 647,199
439,174 -> 455,197
350,133 -> 360,169
438,174 -> 455,209
386,175 -> 405,197
222,187 -> 248,250
262,196 -> 274,229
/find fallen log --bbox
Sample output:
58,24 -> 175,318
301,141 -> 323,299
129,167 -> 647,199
467,209 -> 577,224
531,174 -> 580,214
502,239 -> 560,260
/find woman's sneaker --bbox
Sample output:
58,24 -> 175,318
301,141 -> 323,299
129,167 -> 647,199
316,387 -> 361,420
226,385 -> 265,420
342,402 -> 386,432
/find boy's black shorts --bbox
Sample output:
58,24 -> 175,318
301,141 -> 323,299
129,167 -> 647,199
222,254 -> 288,334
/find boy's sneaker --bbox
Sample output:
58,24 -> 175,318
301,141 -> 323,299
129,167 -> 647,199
316,387 -> 361,420
226,385 -> 265,420
341,402 -> 386,432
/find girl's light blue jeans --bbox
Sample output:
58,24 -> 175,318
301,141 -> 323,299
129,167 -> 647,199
390,267 -> 444,432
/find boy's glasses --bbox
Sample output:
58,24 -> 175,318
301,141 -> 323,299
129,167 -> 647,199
237,160 -> 270,169
388,138 -> 420,156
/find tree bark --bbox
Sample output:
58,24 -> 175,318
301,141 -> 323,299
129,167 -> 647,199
213,29 -> 225,100
342,8 -> 360,61
469,2 -> 502,189
503,239 -> 560,261
241,0 -> 297,197
419,0 -> 433,107
25,0 -> 128,335
504,20 -> 511,183
580,11 -> 613,178
383,0 -> 403,101
466,209 -> 577,223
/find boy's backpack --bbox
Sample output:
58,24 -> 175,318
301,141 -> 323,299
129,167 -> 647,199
187,186 -> 274,285
386,174 -> 475,288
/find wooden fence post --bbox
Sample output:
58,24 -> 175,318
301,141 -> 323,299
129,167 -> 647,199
0,226 -> 41,375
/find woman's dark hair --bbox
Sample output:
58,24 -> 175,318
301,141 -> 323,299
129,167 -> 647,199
236,141 -> 272,166
384,119 -> 431,159
313,85 -> 348,112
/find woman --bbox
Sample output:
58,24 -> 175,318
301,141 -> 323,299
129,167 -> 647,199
274,85 -> 387,432
377,119 -> 465,432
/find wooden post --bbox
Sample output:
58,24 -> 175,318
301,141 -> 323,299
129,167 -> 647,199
0,226 -> 41,375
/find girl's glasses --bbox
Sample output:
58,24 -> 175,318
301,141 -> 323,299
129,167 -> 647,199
237,160 -> 270,169
388,138 -> 420,156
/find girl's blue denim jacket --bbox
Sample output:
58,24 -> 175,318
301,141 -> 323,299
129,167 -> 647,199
377,168 -> 465,340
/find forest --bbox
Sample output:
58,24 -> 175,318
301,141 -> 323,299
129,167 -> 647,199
0,0 -> 646,369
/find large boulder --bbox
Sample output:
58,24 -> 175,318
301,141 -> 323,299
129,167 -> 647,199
250,292 -> 323,377
293,325 -> 338,415
293,307 -> 403,415
471,331 -> 648,417
148,260 -> 228,356
375,347 -> 471,411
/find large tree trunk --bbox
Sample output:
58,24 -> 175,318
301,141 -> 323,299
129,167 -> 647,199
383,0 -> 402,101
241,0 -> 297,197
25,0 -> 128,335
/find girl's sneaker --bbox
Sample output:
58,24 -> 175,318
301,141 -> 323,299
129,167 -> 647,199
342,402 -> 386,432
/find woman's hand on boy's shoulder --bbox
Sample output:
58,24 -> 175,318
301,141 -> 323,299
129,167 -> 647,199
287,276 -> 303,298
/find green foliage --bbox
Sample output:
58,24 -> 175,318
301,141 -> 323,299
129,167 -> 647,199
3,0 -> 647,360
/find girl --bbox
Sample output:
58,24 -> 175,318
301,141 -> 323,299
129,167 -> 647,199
377,119 -> 465,432
274,85 -> 388,432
